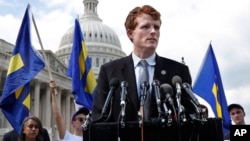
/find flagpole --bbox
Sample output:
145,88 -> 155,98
31,12 -> 58,95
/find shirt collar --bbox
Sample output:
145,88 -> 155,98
132,53 -> 156,67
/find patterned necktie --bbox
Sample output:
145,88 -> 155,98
139,60 -> 151,120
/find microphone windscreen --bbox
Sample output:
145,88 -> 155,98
160,83 -> 173,96
172,75 -> 182,85
109,78 -> 120,88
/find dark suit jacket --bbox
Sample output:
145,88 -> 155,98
2,128 -> 50,141
92,54 -> 193,122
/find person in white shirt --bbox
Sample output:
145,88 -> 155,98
50,81 -> 89,141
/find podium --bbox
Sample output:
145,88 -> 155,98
84,118 -> 224,141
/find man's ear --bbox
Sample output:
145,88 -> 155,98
127,29 -> 133,42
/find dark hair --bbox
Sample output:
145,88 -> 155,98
19,116 -> 44,141
124,5 -> 161,31
71,107 -> 90,121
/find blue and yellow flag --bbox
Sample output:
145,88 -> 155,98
67,19 -> 96,110
193,43 -> 231,133
0,5 -> 45,134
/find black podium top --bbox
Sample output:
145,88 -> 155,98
83,118 -> 224,141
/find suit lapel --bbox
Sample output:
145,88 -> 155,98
154,55 -> 169,84
120,55 -> 140,111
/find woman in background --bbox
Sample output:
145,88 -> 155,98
19,116 -> 45,141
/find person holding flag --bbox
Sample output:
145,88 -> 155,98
49,18 -> 93,141
50,80 -> 90,141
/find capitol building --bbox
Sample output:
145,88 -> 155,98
0,0 -> 126,140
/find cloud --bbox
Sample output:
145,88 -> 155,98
0,14 -> 20,44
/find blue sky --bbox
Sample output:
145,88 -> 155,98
1,0 -> 250,124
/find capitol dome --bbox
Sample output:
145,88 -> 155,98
56,0 -> 126,78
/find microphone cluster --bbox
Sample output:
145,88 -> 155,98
99,76 -> 207,128
155,76 -> 207,125
137,75 -> 207,126
170,75 -> 207,124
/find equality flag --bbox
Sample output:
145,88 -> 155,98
0,5 -> 45,134
193,43 -> 231,133
67,19 -> 96,110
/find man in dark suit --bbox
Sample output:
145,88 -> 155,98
2,128 -> 50,141
92,5 -> 194,123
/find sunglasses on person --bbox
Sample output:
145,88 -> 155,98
74,117 -> 86,122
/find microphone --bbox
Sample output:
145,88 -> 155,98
182,82 -> 200,106
140,81 -> 149,105
138,81 -> 149,127
182,82 -> 203,119
172,76 -> 182,98
160,83 -> 176,117
160,83 -> 174,106
172,75 -> 182,112
101,78 -> 120,115
152,80 -> 162,116
120,81 -> 128,128
172,76 -> 186,123
120,81 -> 128,106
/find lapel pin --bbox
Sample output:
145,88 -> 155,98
161,70 -> 166,75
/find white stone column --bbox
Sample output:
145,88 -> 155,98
33,80 -> 41,117
44,84 -> 51,127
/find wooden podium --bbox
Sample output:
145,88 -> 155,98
84,118 -> 224,141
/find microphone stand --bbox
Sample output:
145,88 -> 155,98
162,102 -> 172,126
138,93 -> 146,141
175,88 -> 187,126
175,87 -> 186,141
176,92 -> 182,125
152,80 -> 166,126
138,81 -> 148,141
120,81 -> 128,128
138,104 -> 145,141
93,97 -> 114,123
104,97 -> 114,122
190,102 -> 207,123
120,103 -> 126,128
